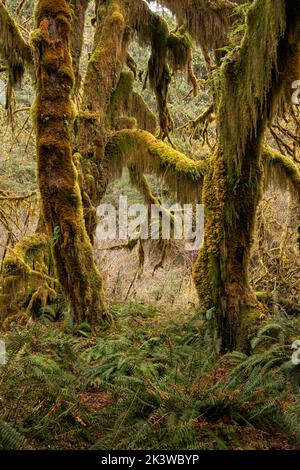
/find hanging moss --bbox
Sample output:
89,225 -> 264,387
0,1 -> 32,109
167,30 -> 193,71
218,0 -> 286,173
167,29 -> 198,96
106,129 -> 206,202
262,146 -> 300,204
180,103 -> 215,145
75,0 -> 128,239
127,0 -> 198,142
108,71 -> 156,133
159,0 -> 233,51
108,71 -> 135,127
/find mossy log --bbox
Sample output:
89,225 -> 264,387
32,0 -> 106,326
256,292 -> 300,315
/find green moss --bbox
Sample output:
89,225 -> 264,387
0,1 -> 32,107
32,0 -> 107,325
219,0 -> 286,174
107,71 -> 156,133
236,307 -> 266,353
106,129 -> 207,202
108,71 -> 135,128
193,150 -> 226,308
167,29 -> 197,95
262,146 -> 300,204
0,234 -> 52,321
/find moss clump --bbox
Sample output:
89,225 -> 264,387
0,234 -> 53,322
167,29 -> 197,96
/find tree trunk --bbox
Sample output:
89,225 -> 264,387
75,0 -> 128,240
32,0 -> 106,325
193,0 -> 300,351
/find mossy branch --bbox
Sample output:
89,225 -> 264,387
106,129 -> 207,202
158,0 -> 234,50
127,0 -> 198,142
0,1 -> 32,62
262,145 -> 300,203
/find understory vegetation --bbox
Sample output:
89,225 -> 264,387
1,305 -> 300,450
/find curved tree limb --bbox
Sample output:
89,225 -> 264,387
262,145 -> 300,203
106,129 -> 207,202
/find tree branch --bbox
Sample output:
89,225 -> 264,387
262,145 -> 300,203
106,129 -> 207,202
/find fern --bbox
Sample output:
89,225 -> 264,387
0,419 -> 29,450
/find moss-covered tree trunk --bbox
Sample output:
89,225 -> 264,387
193,0 -> 300,351
32,0 -> 106,325
75,0 -> 128,240
70,0 -> 89,93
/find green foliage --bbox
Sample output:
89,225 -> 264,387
86,312 -> 300,450
2,308 -> 299,450
0,324 -> 89,449
0,418 -> 30,450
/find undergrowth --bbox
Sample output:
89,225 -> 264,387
0,305 -> 300,450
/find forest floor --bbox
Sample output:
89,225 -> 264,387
1,304 -> 300,450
